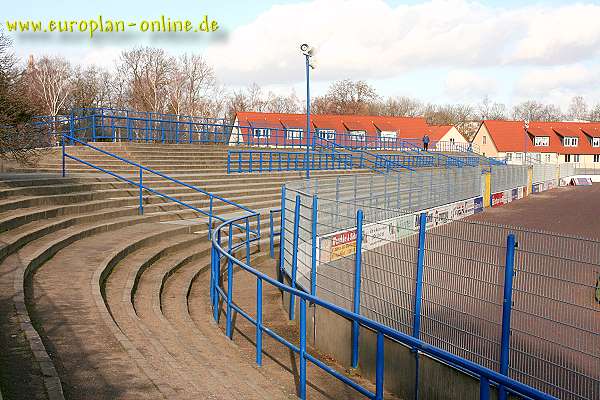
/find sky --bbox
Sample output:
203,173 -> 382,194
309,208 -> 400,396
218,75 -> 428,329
4,0 -> 600,110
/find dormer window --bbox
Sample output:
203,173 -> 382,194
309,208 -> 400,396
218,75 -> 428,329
379,131 -> 397,141
317,129 -> 335,141
285,128 -> 303,140
563,137 -> 578,147
348,130 -> 366,141
592,137 -> 600,148
534,136 -> 549,147
252,128 -> 271,138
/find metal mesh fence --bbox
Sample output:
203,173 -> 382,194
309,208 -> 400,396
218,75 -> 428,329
491,164 -> 528,193
281,169 -> 600,400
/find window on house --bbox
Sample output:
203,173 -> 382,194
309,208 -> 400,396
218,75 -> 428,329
563,137 -> 579,147
317,129 -> 335,141
534,136 -> 549,147
573,154 -> 580,163
285,128 -> 303,140
565,154 -> 571,162
379,131 -> 397,141
252,128 -> 271,138
506,153 -> 512,161
450,138 -> 455,144
483,136 -> 487,144
545,154 -> 551,162
592,138 -> 600,147
348,130 -> 366,141
515,152 -> 523,160
594,155 -> 600,163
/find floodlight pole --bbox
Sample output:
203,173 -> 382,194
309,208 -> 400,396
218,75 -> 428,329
301,44 -> 313,180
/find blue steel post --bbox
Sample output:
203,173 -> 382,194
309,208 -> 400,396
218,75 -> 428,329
299,297 -> 307,399
305,53 -> 311,180
269,211 -> 275,259
226,224 -> 234,338
351,209 -> 364,369
310,195 -> 318,296
213,229 -> 221,323
279,186 -> 286,282
139,167 -> 143,215
91,114 -> 96,141
375,331 -> 385,400
412,212 -> 427,400
499,233 -> 516,400
245,218 -> 251,265
289,194 -> 301,320
61,137 -> 66,177
209,196 -> 213,239
480,376 -> 490,400
256,278 -> 263,366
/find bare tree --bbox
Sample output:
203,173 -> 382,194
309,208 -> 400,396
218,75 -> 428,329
69,65 -> 114,109
312,79 -> 379,115
372,96 -> 423,117
265,90 -> 300,114
24,55 -> 73,117
423,103 -> 475,137
0,31 -> 44,165
166,54 -> 216,116
512,100 -> 563,122
589,104 -> 600,122
477,96 -> 507,120
567,96 -> 588,121
117,47 -> 173,112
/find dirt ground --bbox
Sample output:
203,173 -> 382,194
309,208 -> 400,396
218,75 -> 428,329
468,184 -> 600,239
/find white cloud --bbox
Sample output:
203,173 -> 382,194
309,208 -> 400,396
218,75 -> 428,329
445,70 -> 497,100
204,0 -> 600,85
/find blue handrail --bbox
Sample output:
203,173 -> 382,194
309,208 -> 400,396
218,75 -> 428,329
211,213 -> 556,400
61,134 -> 258,237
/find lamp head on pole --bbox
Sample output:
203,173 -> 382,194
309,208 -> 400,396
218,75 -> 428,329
300,44 -> 316,69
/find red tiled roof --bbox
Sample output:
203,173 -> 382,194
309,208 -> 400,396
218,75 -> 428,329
428,125 -> 453,141
482,120 -> 600,155
235,112 -> 431,139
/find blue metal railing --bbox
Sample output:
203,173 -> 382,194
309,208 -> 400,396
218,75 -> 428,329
210,210 -> 556,400
227,150 -> 356,174
61,134 -> 259,238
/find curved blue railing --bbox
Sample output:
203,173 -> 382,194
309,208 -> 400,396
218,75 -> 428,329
210,212 -> 556,400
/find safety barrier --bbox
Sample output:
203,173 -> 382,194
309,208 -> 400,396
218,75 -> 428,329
227,150 -> 356,174
211,210 -> 555,400
61,134 -> 258,238
281,174 -> 598,400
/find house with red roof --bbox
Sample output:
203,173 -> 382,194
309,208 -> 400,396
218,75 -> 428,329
229,112 -> 469,150
472,120 -> 600,164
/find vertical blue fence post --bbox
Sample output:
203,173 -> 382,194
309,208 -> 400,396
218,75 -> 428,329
289,194 -> 301,321
375,331 -> 385,400
299,297 -> 307,400
256,278 -> 263,366
413,212 -> 427,335
91,114 -> 96,142
412,212 -> 427,400
278,186 -> 286,283
213,229 -> 221,323
61,137 -> 66,177
351,209 -> 364,369
480,376 -> 490,400
499,233 -> 516,400
269,211 -> 275,259
209,195 -> 213,239
138,167 -> 143,215
226,224 -> 234,338
310,195 -> 318,296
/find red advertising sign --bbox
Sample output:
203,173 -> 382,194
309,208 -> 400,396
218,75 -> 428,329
491,192 -> 506,207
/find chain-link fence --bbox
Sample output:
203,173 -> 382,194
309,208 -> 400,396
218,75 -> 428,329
280,170 -> 599,400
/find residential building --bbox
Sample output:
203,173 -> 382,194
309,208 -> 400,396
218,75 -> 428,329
472,120 -> 600,164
